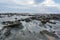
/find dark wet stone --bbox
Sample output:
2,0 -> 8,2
2,21 -> 13,25
4,30 -> 11,37
49,22 -> 56,24
2,22 -> 6,25
48,25 -> 52,28
30,17 -> 37,20
24,18 -> 32,22
39,17 -> 50,25
40,30 -> 60,39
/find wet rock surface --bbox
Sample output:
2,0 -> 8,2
0,14 -> 60,40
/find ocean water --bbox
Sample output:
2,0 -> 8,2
0,15 -> 60,40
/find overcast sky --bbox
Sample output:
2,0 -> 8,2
0,0 -> 60,13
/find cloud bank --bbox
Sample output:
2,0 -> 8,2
0,0 -> 60,13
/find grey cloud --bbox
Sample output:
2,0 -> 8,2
0,0 -> 60,13
34,0 -> 45,4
